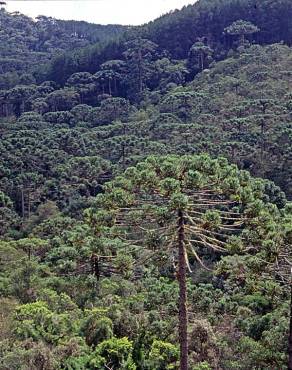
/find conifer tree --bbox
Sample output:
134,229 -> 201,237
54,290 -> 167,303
91,154 -> 276,369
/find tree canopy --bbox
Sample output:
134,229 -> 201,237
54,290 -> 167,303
0,1 -> 292,368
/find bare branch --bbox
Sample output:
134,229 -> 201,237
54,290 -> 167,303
186,243 -> 213,271
187,209 -> 243,221
185,247 -> 192,273
188,238 -> 226,252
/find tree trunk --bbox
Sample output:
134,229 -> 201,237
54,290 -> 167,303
15,102 -> 21,118
288,272 -> 292,370
260,119 -> 265,167
138,48 -> 143,93
200,53 -> 204,71
28,190 -> 31,219
91,254 -> 100,281
21,188 -> 25,219
177,209 -> 188,370
121,143 -> 126,168
114,77 -> 117,95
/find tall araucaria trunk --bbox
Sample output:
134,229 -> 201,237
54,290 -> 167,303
177,209 -> 188,370
288,271 -> 292,370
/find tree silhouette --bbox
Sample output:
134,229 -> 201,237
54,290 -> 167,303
91,154 -> 272,369
224,20 -> 260,47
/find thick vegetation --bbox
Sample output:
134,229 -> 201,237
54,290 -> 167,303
0,0 -> 292,369
0,8 -> 127,89
41,0 -> 292,84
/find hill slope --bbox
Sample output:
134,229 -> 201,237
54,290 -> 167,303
42,0 -> 292,83
0,2 -> 292,369
145,0 -> 292,58
0,9 -> 127,89
0,43 -> 290,226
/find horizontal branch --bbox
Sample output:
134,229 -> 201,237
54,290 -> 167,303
188,228 -> 227,247
186,243 -> 213,271
187,209 -> 243,221
188,238 -> 226,253
185,222 -> 228,239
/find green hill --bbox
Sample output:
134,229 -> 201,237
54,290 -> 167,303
145,0 -> 292,58
0,1 -> 292,369
0,9 -> 127,89
43,0 -> 292,83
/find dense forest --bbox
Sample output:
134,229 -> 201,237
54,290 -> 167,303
0,0 -> 292,369
0,8 -> 127,89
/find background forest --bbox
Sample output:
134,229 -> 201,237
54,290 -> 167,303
0,0 -> 292,369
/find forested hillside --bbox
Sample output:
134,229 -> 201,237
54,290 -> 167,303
42,0 -> 292,83
0,0 -> 292,369
0,8 -> 127,89
145,0 -> 292,57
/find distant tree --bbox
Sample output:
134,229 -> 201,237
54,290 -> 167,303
100,59 -> 126,95
154,58 -> 189,88
31,98 -> 49,114
123,38 -> 159,96
43,110 -> 74,125
161,91 -> 197,122
224,20 -> 260,47
97,97 -> 132,125
94,69 -> 118,96
70,104 -> 92,125
54,155 -> 111,197
189,42 -> 213,72
66,72 -> 96,103
0,191 -> 20,239
45,88 -> 80,111
7,85 -> 36,117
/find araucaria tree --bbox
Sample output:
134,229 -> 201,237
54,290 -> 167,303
224,20 -> 260,47
93,154 -> 277,369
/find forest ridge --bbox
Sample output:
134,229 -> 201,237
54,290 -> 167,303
0,0 -> 292,369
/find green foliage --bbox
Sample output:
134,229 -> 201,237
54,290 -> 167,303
0,2 -> 291,369
0,9 -> 126,89
147,340 -> 179,369
90,337 -> 136,370
82,309 -> 113,346
224,20 -> 260,47
192,362 -> 212,370
13,300 -> 79,344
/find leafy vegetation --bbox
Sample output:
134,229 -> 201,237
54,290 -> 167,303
0,0 -> 292,369
0,8 -> 127,89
